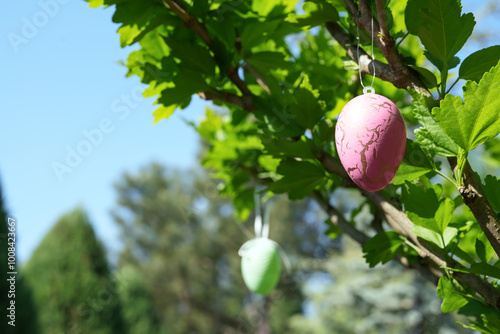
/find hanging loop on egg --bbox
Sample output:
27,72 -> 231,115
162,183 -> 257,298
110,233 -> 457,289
363,86 -> 375,94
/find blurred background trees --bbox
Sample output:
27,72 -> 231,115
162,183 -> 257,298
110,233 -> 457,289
6,162 -> 468,333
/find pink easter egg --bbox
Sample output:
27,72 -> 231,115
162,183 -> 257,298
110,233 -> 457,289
335,93 -> 406,192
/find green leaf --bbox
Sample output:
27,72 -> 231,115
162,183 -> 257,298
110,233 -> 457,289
437,276 -> 470,313
163,37 -> 216,76
206,18 -> 236,50
312,118 -> 335,146
158,69 -> 209,107
460,45 -> 500,82
410,89 -> 460,157
152,105 -> 176,123
409,65 -> 438,88
424,51 -> 460,71
251,0 -> 295,16
289,75 -> 325,129
246,52 -> 291,72
417,0 -> 475,65
392,139 -> 437,185
240,19 -> 281,50
476,232 -> 495,263
264,137 -> 316,159
362,231 -> 405,268
432,61 -> 500,152
287,1 -> 339,27
434,197 -> 455,233
482,175 -> 500,212
412,225 -> 443,247
405,0 -> 429,36
412,225 -> 457,249
268,160 -> 325,200
403,181 -> 440,221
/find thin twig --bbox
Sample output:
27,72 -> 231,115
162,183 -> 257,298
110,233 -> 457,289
163,0 -> 255,110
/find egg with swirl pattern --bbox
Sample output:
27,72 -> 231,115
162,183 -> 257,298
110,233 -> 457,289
335,93 -> 406,192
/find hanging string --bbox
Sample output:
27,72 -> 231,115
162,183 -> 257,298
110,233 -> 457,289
253,189 -> 263,238
357,15 -> 376,94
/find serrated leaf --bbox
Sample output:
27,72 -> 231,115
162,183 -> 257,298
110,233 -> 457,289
437,276 -> 470,313
476,232 -> 495,263
392,139 -> 437,185
362,231 -> 405,268
268,160 -> 325,200
410,89 -> 460,157
417,0 -> 475,65
432,61 -> 500,152
152,104 -> 176,123
460,45 -> 500,82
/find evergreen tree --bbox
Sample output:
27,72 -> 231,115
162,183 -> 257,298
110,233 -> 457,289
23,208 -> 125,334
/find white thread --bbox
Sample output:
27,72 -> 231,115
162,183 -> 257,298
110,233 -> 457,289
357,15 -> 376,94
254,190 -> 263,238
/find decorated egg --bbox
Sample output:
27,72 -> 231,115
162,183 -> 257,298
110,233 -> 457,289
240,238 -> 281,295
335,93 -> 406,192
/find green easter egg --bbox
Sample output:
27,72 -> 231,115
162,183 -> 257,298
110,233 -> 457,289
240,238 -> 281,295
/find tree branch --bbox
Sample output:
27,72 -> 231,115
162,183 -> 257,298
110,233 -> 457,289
449,158 -> 500,258
331,2 -> 431,97
163,0 -> 255,111
312,191 -> 370,245
198,90 -> 255,111
375,0 -> 391,44
312,190 -> 441,284
324,21 -> 429,97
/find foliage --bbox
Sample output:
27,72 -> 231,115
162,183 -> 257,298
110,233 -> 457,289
0,182 -> 39,334
22,209 -> 125,334
85,0 -> 500,332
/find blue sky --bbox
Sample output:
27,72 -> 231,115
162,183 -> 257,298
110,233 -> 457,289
1,0 -> 206,264
0,0 -> 497,265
